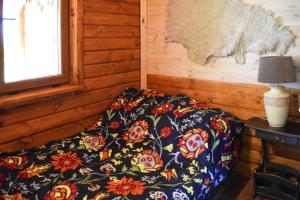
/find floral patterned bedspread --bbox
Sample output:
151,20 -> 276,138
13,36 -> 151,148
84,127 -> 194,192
0,88 -> 244,200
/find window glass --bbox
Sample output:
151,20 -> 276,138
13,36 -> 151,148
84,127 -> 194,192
3,0 -> 60,83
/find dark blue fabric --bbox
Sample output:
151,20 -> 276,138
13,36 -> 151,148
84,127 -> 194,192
0,88 -> 244,200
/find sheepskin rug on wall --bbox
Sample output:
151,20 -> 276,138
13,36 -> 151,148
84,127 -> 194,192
166,0 -> 296,64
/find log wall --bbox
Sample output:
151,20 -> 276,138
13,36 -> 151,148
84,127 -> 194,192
0,0 -> 141,152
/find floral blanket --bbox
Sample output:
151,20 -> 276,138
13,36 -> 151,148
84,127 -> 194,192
0,88 -> 244,200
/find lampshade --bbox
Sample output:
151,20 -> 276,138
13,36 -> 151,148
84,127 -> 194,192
258,56 -> 296,84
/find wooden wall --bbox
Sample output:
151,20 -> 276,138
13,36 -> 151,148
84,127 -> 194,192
143,0 -> 300,176
144,0 -> 300,85
0,0 -> 141,152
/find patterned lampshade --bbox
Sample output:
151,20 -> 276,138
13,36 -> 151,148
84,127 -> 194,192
258,56 -> 296,84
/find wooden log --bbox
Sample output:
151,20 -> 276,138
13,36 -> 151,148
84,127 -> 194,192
148,74 -> 267,100
84,25 -> 140,38
140,0 -> 147,89
0,115 -> 100,152
83,49 -> 140,65
243,134 -> 300,162
242,134 -> 261,151
206,103 -> 265,121
148,75 -> 300,118
84,37 -> 140,51
0,82 -> 139,127
84,0 -> 140,16
84,60 -> 140,78
148,83 -> 265,115
148,84 -> 266,120
0,85 -> 84,109
121,0 -> 140,5
84,12 -> 140,26
69,0 -> 84,85
84,71 -> 140,91
0,100 -> 113,144
234,160 -> 258,177
240,148 -> 300,170
267,142 -> 300,161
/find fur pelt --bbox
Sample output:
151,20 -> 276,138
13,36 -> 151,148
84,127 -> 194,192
166,0 -> 296,64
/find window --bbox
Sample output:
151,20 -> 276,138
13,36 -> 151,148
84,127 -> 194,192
0,0 -> 69,93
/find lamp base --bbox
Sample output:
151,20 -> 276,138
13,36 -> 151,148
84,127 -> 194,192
264,85 -> 290,127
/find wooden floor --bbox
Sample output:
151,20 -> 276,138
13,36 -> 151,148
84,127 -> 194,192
209,172 -> 269,200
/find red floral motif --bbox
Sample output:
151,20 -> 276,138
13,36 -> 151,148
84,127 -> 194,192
161,169 -> 177,180
18,164 -> 51,178
131,150 -> 163,173
210,116 -> 230,136
106,177 -> 145,196
80,134 -> 105,152
123,120 -> 149,143
88,183 -> 100,192
0,173 -> 4,189
151,102 -> 174,115
172,107 -> 192,117
1,193 -> 28,200
189,99 -> 208,109
51,151 -> 82,172
100,163 -> 116,175
124,97 -> 144,111
143,89 -> 165,97
0,155 -> 28,170
44,182 -> 78,200
160,126 -> 172,138
179,128 -> 209,159
110,121 -> 120,129
111,97 -> 128,110
99,149 -> 112,161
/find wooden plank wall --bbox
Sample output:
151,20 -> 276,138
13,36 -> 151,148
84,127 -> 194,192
148,75 -> 300,176
144,0 -> 300,85
0,0 -> 141,152
144,0 -> 300,176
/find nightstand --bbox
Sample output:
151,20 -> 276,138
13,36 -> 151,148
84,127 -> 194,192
245,117 -> 300,200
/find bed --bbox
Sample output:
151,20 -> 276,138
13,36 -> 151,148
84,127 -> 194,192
0,88 -> 244,200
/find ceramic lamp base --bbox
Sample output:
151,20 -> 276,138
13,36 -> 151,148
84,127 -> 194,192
264,85 -> 290,127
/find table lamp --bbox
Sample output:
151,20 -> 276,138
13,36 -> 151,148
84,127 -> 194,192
258,56 -> 296,127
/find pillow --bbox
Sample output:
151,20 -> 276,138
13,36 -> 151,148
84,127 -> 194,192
100,88 -> 244,170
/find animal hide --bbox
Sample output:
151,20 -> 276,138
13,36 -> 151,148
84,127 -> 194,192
166,0 -> 296,64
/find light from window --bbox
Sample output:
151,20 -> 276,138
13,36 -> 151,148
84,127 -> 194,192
3,0 -> 61,83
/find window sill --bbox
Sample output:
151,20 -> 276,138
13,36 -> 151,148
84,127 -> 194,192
0,84 -> 84,109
